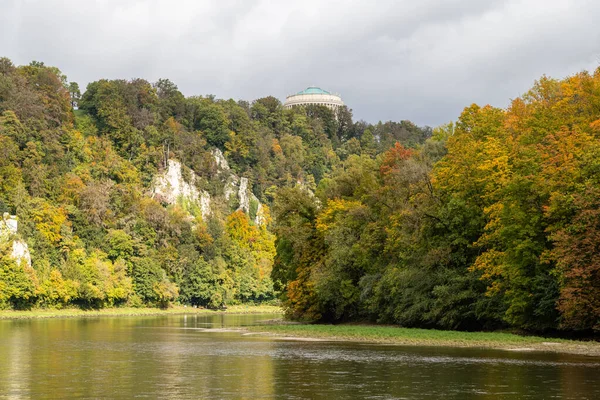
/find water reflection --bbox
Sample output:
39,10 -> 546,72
0,314 -> 599,399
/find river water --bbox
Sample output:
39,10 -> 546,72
0,314 -> 599,399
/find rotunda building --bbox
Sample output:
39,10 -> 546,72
283,86 -> 344,112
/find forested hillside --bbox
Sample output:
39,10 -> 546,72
0,58 -> 429,311
2,58 -> 600,333
273,70 -> 600,333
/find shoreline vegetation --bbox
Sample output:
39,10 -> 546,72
245,323 -> 600,357
2,57 -> 600,337
3,306 -> 599,356
0,304 -> 283,320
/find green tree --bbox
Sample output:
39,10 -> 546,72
68,82 -> 81,108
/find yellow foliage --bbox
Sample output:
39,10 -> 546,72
271,139 -> 283,155
59,173 -> 85,205
316,199 -> 364,233
28,199 -> 69,244
225,210 -> 276,279
39,269 -> 79,306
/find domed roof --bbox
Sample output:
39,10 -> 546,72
296,86 -> 331,95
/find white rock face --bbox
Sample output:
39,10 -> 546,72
174,149 -> 266,226
254,200 -> 266,225
5,218 -> 17,235
1,213 -> 32,266
1,213 -> 16,241
152,159 -> 211,219
12,240 -> 31,267
212,151 -> 266,224
212,148 -> 230,171
153,153 -> 268,226
200,192 -> 211,219
224,175 -> 239,201
238,177 -> 250,213
153,160 -> 200,204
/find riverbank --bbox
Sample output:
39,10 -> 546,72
246,323 -> 600,356
0,304 -> 283,320
4,308 -> 598,357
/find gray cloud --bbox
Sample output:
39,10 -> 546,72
1,0 -> 599,126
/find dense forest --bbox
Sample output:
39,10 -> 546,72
1,58 -> 600,333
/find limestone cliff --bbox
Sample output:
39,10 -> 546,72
152,159 -> 211,219
152,150 -> 266,225
212,149 -> 266,225
0,213 -> 32,266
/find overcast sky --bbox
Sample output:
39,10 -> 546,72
1,0 -> 599,126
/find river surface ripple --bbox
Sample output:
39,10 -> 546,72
0,314 -> 598,399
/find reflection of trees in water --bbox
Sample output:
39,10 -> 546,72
1,315 -> 599,399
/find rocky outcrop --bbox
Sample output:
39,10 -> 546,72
224,175 -> 238,202
212,150 -> 265,225
153,160 -> 201,204
152,159 -> 211,219
212,148 -> 230,171
200,194 -> 211,220
238,177 -> 250,213
1,213 -> 32,266
254,202 -> 266,225
152,150 -> 266,225
11,240 -> 31,266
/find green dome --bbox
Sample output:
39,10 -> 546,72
296,86 -> 331,95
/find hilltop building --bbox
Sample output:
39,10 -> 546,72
283,86 -> 344,112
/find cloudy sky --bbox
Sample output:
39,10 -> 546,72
1,0 -> 599,126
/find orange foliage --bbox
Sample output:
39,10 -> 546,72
379,142 -> 412,176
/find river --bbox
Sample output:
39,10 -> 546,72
0,314 -> 599,399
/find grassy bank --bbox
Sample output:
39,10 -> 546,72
246,323 -> 600,356
4,307 -> 598,356
0,304 -> 283,320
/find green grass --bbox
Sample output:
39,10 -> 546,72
4,307 -> 597,356
0,304 -> 283,320
250,324 -> 552,343
247,323 -> 600,356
